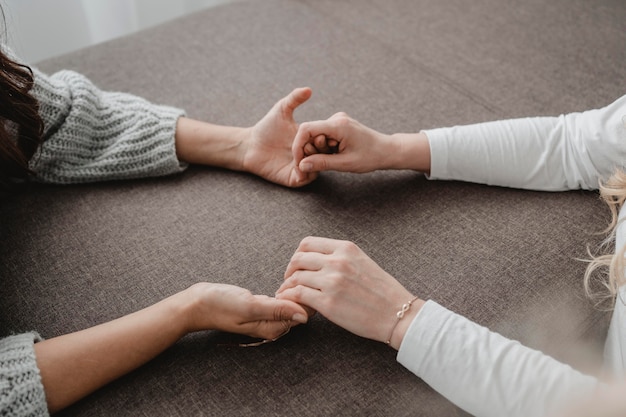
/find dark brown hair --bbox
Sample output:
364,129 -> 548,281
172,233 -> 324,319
0,14 -> 44,191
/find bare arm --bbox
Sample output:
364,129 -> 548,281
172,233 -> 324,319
31,65 -> 316,188
176,87 -> 318,188
35,283 -> 307,413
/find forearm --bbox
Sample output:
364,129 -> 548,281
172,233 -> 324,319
175,117 -> 250,171
34,292 -> 191,413
32,282 -> 307,413
388,132 -> 431,174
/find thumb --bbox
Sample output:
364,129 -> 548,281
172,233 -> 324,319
253,296 -> 309,324
299,153 -> 348,173
280,87 -> 312,119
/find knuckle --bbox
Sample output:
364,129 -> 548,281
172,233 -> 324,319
332,111 -> 349,119
291,286 -> 304,302
339,240 -> 359,254
298,121 -> 312,133
333,115 -> 351,129
289,251 -> 302,264
288,270 -> 300,283
299,236 -> 315,249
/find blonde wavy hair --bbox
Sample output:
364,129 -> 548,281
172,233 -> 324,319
584,169 -> 626,310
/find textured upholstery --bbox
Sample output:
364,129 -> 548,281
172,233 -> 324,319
2,0 -> 625,415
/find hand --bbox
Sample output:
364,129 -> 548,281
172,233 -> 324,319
275,237 -> 423,349
183,283 -> 309,340
176,88 -> 317,188
241,87 -> 319,187
34,282 -> 309,412
291,112 -> 396,180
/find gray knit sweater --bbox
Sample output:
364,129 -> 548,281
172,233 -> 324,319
31,67 -> 186,183
2,66 -> 186,416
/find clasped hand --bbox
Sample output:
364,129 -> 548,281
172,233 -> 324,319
275,237 -> 422,350
291,112 -> 398,182
193,237 -> 421,351
179,283 -> 308,341
184,91 -> 424,348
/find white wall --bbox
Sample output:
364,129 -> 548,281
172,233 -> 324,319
2,0 -> 239,63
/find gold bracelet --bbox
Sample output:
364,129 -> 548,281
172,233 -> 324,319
385,296 -> 419,345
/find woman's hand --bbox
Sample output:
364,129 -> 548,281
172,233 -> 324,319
241,87 -> 318,187
292,113 -> 394,177
182,283 -> 309,340
35,282 -> 308,413
291,112 -> 432,182
175,87 -> 317,188
275,236 -> 423,349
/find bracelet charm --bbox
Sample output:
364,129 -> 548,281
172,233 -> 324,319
385,296 -> 419,345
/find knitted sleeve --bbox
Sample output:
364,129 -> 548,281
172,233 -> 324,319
29,68 -> 187,184
0,333 -> 48,417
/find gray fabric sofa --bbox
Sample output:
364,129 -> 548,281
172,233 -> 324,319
2,0 -> 625,415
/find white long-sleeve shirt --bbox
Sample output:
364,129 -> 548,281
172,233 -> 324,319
397,94 -> 626,417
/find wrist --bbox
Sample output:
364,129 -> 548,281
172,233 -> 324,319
388,298 -> 424,350
170,285 -> 209,336
389,132 -> 431,173
175,117 -> 248,170
238,126 -> 256,173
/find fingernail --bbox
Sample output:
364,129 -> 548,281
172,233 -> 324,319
292,313 -> 307,324
300,162 -> 312,172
